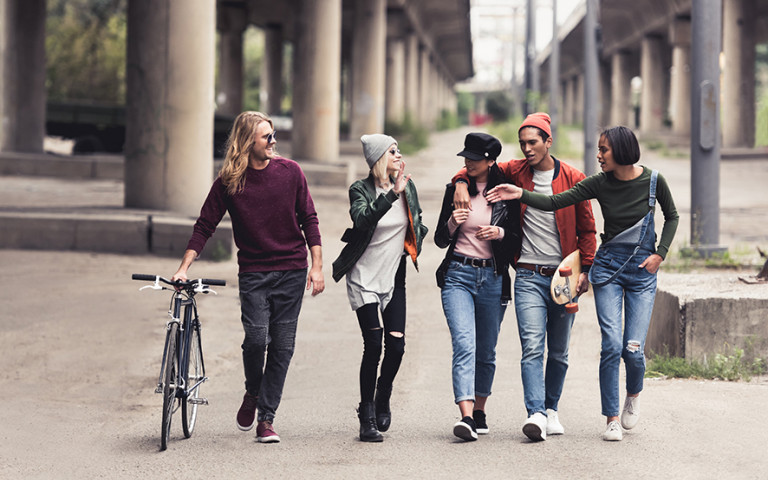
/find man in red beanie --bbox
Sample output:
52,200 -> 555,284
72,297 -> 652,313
451,112 -> 596,442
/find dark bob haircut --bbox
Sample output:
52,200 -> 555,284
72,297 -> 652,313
600,126 -> 640,165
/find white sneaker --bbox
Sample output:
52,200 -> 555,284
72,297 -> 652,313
546,409 -> 564,435
621,396 -> 639,430
603,420 -> 623,441
522,412 -> 547,441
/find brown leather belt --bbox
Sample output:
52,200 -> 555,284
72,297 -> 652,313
516,263 -> 558,277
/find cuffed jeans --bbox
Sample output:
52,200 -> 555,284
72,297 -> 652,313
441,261 -> 505,404
514,267 -> 575,416
239,269 -> 306,422
592,246 -> 657,417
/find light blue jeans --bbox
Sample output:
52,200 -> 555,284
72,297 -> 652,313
441,261 -> 506,403
514,267 -> 575,416
591,244 -> 657,417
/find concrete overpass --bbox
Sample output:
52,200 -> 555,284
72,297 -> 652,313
536,0 -> 767,149
0,0 -> 472,217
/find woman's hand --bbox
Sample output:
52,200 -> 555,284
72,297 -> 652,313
486,183 -> 522,203
453,182 -> 471,210
475,225 -> 500,241
451,208 -> 470,226
639,253 -> 663,274
393,159 -> 410,194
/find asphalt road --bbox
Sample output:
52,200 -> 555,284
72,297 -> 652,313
1,127 -> 767,479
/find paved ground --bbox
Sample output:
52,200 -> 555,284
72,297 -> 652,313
1,127 -> 767,479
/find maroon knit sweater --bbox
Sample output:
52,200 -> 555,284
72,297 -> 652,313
186,157 -> 322,273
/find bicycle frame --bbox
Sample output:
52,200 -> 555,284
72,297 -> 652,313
155,292 -> 206,401
133,273 -> 224,450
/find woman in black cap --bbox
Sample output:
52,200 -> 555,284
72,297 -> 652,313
435,132 -> 522,441
332,134 -> 428,442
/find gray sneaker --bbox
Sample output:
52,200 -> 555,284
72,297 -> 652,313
621,396 -> 639,430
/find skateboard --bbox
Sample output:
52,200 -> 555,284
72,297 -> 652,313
551,250 -> 581,313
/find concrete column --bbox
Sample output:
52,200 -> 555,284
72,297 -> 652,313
0,0 -> 46,153
563,76 -> 574,124
418,47 -> 431,127
599,60 -> 612,128
292,0 -> 341,162
669,17 -> 692,135
723,0 -> 756,147
217,4 -> 247,117
125,0 -> 216,216
262,24 -> 284,115
610,51 -> 632,127
349,0 -> 386,138
574,75 -> 584,125
640,34 -> 665,133
404,34 -> 419,123
386,38 -> 406,125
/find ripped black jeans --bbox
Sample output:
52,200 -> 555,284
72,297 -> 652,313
355,257 -> 407,403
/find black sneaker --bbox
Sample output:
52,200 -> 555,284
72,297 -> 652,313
473,410 -> 489,435
453,416 -> 478,441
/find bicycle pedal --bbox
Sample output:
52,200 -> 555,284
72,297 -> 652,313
188,398 -> 209,405
155,385 -> 163,394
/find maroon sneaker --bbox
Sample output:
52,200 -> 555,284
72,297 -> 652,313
236,392 -> 258,431
256,420 -> 281,443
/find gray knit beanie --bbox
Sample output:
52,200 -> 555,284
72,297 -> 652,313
361,134 -> 397,169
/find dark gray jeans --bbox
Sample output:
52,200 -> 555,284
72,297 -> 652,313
239,269 -> 306,422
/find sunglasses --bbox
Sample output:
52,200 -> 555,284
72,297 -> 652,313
389,148 -> 401,155
267,131 -> 277,143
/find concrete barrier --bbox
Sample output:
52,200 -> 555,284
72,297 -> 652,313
647,273 -> 768,361
0,211 -> 232,259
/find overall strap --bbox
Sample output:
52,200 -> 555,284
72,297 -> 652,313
648,169 -> 658,208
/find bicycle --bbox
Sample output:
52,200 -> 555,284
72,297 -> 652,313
132,274 -> 226,451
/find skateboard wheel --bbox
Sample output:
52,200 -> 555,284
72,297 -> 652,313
565,303 -> 579,314
559,266 -> 573,277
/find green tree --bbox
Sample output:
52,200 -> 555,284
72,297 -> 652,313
46,0 -> 127,104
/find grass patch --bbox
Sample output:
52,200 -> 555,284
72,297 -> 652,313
664,242 -> 763,273
646,344 -> 767,382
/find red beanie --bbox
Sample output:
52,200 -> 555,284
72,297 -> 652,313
519,112 -> 552,138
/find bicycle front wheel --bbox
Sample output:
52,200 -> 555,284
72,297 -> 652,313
182,324 -> 204,437
160,323 -> 179,451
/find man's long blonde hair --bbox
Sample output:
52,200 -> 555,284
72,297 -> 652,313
219,111 -> 274,195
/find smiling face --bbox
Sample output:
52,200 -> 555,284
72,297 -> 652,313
597,135 -> 618,173
518,127 -> 554,171
385,144 -> 402,176
250,121 -> 276,164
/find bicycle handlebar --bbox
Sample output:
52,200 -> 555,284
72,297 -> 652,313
132,274 -> 226,287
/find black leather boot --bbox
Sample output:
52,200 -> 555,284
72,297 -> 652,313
374,381 -> 392,432
358,402 -> 383,442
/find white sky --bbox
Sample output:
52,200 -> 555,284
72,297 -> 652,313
468,0 -> 582,86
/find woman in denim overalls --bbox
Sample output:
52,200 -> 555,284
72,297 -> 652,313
485,126 -> 679,442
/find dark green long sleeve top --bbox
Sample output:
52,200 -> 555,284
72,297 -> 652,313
520,166 -> 679,259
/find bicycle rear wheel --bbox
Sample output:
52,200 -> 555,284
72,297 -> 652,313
182,324 -> 204,437
160,323 -> 179,451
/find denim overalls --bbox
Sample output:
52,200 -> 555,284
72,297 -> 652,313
588,170 -> 659,417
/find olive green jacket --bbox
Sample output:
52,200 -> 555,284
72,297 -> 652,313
332,174 -> 428,282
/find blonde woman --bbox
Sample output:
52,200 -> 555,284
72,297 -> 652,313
333,134 -> 427,442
